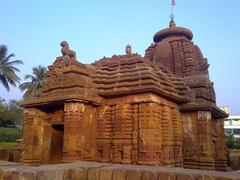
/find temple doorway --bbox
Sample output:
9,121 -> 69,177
48,124 -> 64,163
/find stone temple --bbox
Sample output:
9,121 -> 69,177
20,19 -> 228,171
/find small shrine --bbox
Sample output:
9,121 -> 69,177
20,20 -> 228,171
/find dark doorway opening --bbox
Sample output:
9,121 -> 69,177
49,124 -> 64,163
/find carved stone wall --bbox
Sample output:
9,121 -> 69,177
197,111 -> 215,170
95,95 -> 183,167
182,111 -> 227,171
112,104 -> 133,164
161,105 -> 174,166
21,108 -> 47,165
138,103 -> 162,165
96,105 -> 112,162
182,112 -> 199,169
215,118 -> 228,171
63,102 -> 97,162
172,108 -> 183,167
21,96 -> 226,170
21,92 -> 227,170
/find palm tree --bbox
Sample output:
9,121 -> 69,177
0,45 -> 23,91
19,65 -> 47,99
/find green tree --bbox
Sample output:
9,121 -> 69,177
0,99 -> 23,127
0,98 -> 7,126
19,65 -> 47,99
225,133 -> 235,149
4,100 -> 23,126
225,133 -> 240,149
235,137 -> 240,149
0,45 -> 23,91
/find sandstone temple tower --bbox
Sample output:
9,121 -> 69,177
20,20 -> 228,171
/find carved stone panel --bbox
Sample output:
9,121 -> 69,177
138,103 -> 161,165
63,102 -> 97,162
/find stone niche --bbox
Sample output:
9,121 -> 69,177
20,20 -> 228,171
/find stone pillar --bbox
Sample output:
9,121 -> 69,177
215,118 -> 227,171
138,103 -> 161,165
161,105 -> 174,166
131,104 -> 139,163
197,111 -> 215,170
182,112 -> 198,169
112,104 -> 133,164
63,102 -> 97,162
172,108 -> 183,167
96,105 -> 112,162
21,108 -> 47,165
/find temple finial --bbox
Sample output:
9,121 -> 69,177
170,0 -> 176,28
169,18 -> 176,28
125,44 -> 132,55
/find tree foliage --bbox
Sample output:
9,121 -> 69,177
0,45 -> 23,91
225,133 -> 240,149
0,98 -> 23,127
19,65 -> 47,99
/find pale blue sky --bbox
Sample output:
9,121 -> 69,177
1,0 -> 240,115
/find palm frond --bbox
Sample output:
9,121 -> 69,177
6,59 -> 23,66
0,74 -> 10,91
0,45 -> 22,91
19,65 -> 47,99
4,66 -> 20,72
0,45 -> 7,60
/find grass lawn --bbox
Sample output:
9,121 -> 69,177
0,142 -> 18,147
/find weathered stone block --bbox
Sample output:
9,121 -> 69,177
0,169 -> 2,180
63,168 -> 77,180
99,168 -> 113,180
158,172 -> 175,180
88,168 -> 100,180
18,170 -> 36,180
1,169 -> 20,180
126,169 -> 141,180
37,169 -> 64,180
76,167 -> 88,180
0,148 -> 8,161
141,171 -> 157,180
175,173 -> 195,180
112,169 -> 126,180
8,148 -> 21,162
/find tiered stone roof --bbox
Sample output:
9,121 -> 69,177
92,54 -> 190,103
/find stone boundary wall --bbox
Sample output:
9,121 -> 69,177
0,161 -> 239,180
0,147 -> 21,162
228,149 -> 240,170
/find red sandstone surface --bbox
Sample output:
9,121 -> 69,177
20,20 -> 228,171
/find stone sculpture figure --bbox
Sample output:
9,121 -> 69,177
60,41 -> 76,59
125,44 -> 132,55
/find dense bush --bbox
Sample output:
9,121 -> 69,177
225,133 -> 240,149
0,127 -> 22,142
0,98 -> 23,127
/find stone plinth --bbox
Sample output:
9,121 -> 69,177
0,161 -> 239,180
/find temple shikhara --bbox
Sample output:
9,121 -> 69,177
20,19 -> 228,171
